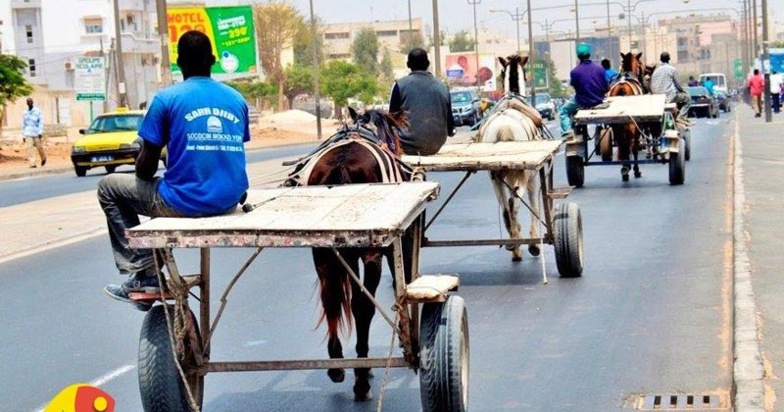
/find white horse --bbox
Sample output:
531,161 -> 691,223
477,55 -> 545,261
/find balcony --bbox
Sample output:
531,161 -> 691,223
10,0 -> 42,9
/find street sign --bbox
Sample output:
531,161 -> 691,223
733,58 -> 743,80
533,61 -> 548,89
75,57 -> 106,102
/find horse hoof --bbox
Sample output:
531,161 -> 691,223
528,245 -> 541,257
354,391 -> 373,402
504,244 -> 516,251
328,368 -> 345,383
354,384 -> 373,401
512,251 -> 523,262
634,171 -> 642,178
622,174 -> 629,182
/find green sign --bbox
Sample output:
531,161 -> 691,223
74,57 -> 106,101
168,6 -> 257,76
733,58 -> 743,79
533,61 -> 549,89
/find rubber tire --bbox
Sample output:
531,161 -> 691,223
599,127 -> 613,161
139,305 -> 204,412
712,110 -> 718,119
669,137 -> 686,185
565,155 -> 585,188
683,130 -> 691,161
74,166 -> 87,177
419,296 -> 469,412
105,165 -> 117,174
553,202 -> 584,278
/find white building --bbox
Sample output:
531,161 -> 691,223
0,0 -> 160,127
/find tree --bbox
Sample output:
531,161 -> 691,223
253,2 -> 304,110
425,28 -> 447,49
449,30 -> 476,53
352,27 -> 379,76
283,64 -> 313,109
293,15 -> 324,67
320,61 -> 378,116
542,57 -> 567,98
0,54 -> 33,139
399,30 -> 424,54
226,80 -> 278,110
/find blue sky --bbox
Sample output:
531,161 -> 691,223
208,0 -> 783,39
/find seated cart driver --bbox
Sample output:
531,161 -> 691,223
558,44 -> 609,141
99,30 -> 251,311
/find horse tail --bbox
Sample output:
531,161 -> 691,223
314,249 -> 355,339
325,164 -> 353,185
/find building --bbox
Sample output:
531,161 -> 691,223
1,0 -> 160,129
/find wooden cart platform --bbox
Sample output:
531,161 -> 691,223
573,94 -> 667,125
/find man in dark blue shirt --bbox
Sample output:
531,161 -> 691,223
559,44 -> 609,139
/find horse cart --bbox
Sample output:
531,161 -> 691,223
125,182 -> 469,411
402,140 -> 584,279
566,94 -> 690,187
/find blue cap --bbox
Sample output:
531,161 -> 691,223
576,43 -> 591,56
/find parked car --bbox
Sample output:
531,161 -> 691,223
687,86 -> 719,118
450,88 -> 482,126
71,108 -> 148,177
715,90 -> 731,112
533,93 -> 556,120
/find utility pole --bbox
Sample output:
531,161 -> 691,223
156,0 -> 172,87
309,0 -> 322,140
468,0 -> 481,86
432,0 -> 442,77
113,0 -> 128,108
527,0 -> 536,106
574,0 -> 580,43
752,0 -> 758,61
761,0 -> 770,122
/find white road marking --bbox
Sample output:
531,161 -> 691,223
33,363 -> 136,412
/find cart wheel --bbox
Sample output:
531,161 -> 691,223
139,305 -> 204,412
74,166 -> 88,177
669,137 -> 686,185
105,165 -> 117,174
553,202 -> 584,277
683,130 -> 691,161
419,295 -> 469,412
565,155 -> 585,188
599,127 -> 613,161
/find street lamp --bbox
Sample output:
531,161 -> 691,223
489,8 -> 525,54
467,0 -> 482,85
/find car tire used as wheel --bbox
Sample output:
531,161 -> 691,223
105,165 -> 117,174
74,166 -> 88,177
553,202 -> 584,277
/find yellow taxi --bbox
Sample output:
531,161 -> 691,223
70,108 -> 147,177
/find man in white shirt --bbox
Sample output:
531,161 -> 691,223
22,97 -> 46,168
770,71 -> 783,114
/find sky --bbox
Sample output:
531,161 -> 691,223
209,0 -> 783,40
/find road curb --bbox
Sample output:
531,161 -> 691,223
733,111 -> 766,411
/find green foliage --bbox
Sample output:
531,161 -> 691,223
293,15 -> 324,66
543,58 -> 567,98
399,30 -> 424,54
351,27 -> 379,76
0,54 -> 32,107
253,2 -> 304,108
320,60 -> 378,108
449,31 -> 476,53
426,29 -> 447,49
772,41 -> 784,48
283,64 -> 314,107
380,47 -> 394,81
226,80 -> 278,109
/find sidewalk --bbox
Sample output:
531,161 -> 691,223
735,105 -> 784,411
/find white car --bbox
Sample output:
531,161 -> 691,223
533,93 -> 556,120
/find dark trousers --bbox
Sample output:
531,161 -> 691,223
772,93 -> 781,113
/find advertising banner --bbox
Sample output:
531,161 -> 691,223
167,6 -> 257,76
444,53 -> 496,90
74,56 -> 106,101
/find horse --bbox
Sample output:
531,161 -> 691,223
608,52 -> 648,181
477,54 -> 544,261
293,107 -> 409,401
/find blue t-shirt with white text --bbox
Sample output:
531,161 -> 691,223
138,77 -> 250,216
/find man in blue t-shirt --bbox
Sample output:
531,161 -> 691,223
101,31 -> 250,310
559,44 -> 609,139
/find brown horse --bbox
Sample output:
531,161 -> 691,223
478,55 -> 544,261
608,52 -> 647,181
299,108 -> 409,401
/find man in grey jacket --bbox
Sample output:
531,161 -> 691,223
389,48 -> 455,155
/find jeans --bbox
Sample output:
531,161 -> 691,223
559,98 -> 582,134
772,93 -> 781,113
97,174 -> 185,277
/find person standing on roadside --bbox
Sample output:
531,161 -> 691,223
22,97 -> 46,168
100,30 -> 251,311
748,69 -> 765,118
389,48 -> 455,155
770,70 -> 782,114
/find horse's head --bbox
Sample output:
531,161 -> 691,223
347,107 -> 407,156
619,52 -> 645,83
498,55 -> 529,96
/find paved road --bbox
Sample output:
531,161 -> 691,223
0,116 -> 737,411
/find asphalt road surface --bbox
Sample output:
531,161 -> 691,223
0,115 -> 734,411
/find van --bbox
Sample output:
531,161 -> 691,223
699,73 -> 727,94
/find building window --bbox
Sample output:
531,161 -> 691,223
324,32 -> 350,40
25,25 -> 33,44
85,18 -> 103,34
28,58 -> 36,77
376,30 -> 397,37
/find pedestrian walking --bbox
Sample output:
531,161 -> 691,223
22,97 -> 46,168
770,71 -> 782,114
748,69 -> 765,118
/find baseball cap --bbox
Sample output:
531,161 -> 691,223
576,43 -> 591,56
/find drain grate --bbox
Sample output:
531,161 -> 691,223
635,394 -> 731,410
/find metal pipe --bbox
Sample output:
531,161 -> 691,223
207,357 -> 410,373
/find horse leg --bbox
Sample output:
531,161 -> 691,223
633,129 -> 642,178
352,251 -> 383,401
312,248 -> 350,383
506,174 -> 524,261
618,127 -> 631,182
490,172 -> 522,261
526,172 -> 542,257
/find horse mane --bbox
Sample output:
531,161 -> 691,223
619,52 -> 648,93
498,55 -> 529,96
